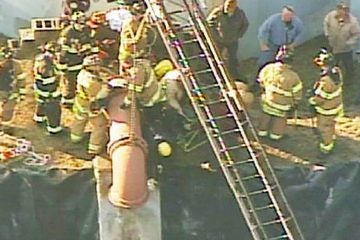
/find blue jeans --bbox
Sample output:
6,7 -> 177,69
257,48 -> 278,71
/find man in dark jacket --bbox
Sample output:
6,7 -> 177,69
207,0 -> 249,80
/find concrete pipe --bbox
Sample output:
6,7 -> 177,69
106,89 -> 149,208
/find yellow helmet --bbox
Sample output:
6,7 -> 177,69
154,59 -> 174,79
157,141 -> 172,157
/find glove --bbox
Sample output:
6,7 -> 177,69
120,97 -> 131,109
90,101 -> 101,112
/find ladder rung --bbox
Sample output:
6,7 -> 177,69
213,128 -> 240,137
173,23 -> 193,31
247,185 -> 276,196
184,53 -> 207,61
240,119 -> 249,126
260,217 -> 290,227
208,113 -> 233,121
227,158 -> 254,167
194,83 -> 220,91
269,235 -> 291,240
261,219 -> 282,227
193,68 -> 213,75
250,204 -> 275,212
182,38 -> 199,44
205,98 -> 226,106
241,174 -> 261,181
219,144 -> 243,153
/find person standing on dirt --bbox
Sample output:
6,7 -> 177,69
32,42 -> 63,135
0,46 -> 26,132
118,1 -> 150,75
257,46 -> 303,140
70,54 -> 110,156
57,10 -> 99,108
257,6 -> 304,73
323,1 -> 360,84
309,48 -> 343,157
206,0 -> 249,80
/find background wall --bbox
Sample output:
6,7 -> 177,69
0,0 -> 356,59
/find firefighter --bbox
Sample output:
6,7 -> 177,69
33,42 -> 63,134
118,1 -> 150,75
0,46 -> 26,131
87,11 -> 120,69
61,0 -> 91,27
57,10 -> 99,108
70,54 -> 110,155
309,48 -> 343,156
257,45 -> 303,140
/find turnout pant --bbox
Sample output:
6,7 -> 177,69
317,114 -> 336,154
62,69 -> 80,104
34,99 -> 62,133
71,110 -> 109,154
257,111 -> 287,140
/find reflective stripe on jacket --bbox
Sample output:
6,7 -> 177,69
258,62 -> 303,117
309,75 -> 343,116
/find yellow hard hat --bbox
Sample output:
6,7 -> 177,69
154,59 -> 174,79
157,141 -> 172,157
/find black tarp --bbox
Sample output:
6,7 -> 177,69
161,161 -> 360,240
0,159 -> 99,240
2,153 -> 360,240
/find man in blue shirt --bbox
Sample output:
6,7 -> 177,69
257,6 -> 304,71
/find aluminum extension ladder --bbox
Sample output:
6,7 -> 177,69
144,0 -> 305,239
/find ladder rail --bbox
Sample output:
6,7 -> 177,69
146,7 -> 267,238
175,3 -> 274,238
186,2 -> 304,239
145,1 -> 305,239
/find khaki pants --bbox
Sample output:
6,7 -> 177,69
0,91 -> 16,124
258,111 -> 287,139
71,110 -> 109,154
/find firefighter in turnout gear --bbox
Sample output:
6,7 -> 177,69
257,46 -> 303,140
33,42 -> 63,134
0,46 -> 26,130
310,48 -> 343,156
118,2 -> 150,75
70,54 -> 110,155
57,10 -> 99,108
61,0 -> 91,28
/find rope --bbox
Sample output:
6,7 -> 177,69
126,12 -> 150,142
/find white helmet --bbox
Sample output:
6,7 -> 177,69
83,54 -> 100,67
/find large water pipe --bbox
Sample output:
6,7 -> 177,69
106,88 -> 149,208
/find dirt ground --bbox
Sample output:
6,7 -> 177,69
1,35 -> 360,171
